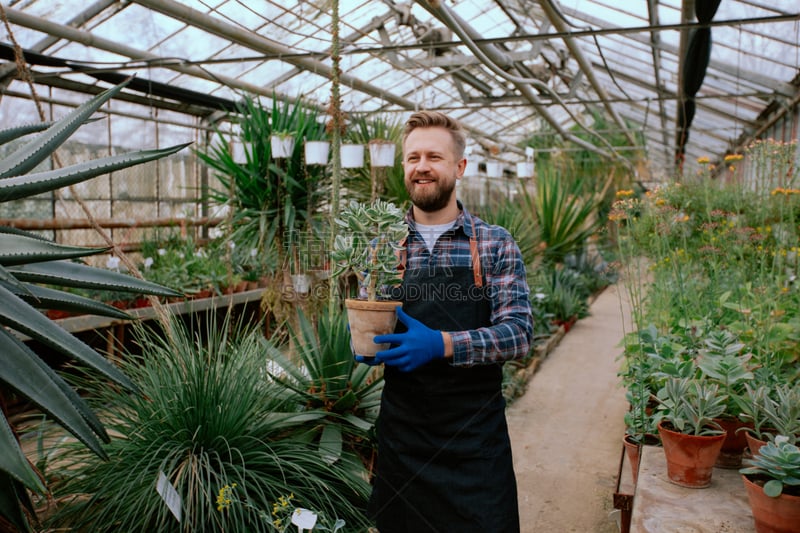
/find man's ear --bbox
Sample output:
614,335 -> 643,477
456,157 -> 467,177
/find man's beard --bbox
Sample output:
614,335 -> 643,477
407,175 -> 456,213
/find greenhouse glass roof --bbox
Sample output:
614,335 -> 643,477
1,0 -> 798,180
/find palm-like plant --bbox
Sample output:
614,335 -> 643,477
520,168 -> 609,265
264,308 -> 384,472
0,80 -> 186,531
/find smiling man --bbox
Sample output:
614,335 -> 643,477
356,110 -> 534,532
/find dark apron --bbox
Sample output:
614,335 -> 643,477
369,238 -> 519,533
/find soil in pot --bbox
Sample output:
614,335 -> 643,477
742,474 -> 800,533
657,421 -> 726,488
345,299 -> 401,357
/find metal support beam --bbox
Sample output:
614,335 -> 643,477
538,0 -> 638,147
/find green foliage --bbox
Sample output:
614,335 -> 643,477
196,94 -> 327,271
519,168 -> 607,265
740,436 -> 800,497
696,329 -> 754,417
656,377 -> 728,436
528,264 -> 589,323
331,199 -> 408,301
264,309 -> 383,468
0,80 -> 184,531
47,314 -> 373,532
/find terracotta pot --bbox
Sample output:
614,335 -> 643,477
714,417 -> 753,468
746,433 -> 770,458
622,433 -> 660,485
742,474 -> 800,533
345,299 -> 401,358
657,420 -> 726,488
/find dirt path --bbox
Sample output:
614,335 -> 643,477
507,283 -> 634,533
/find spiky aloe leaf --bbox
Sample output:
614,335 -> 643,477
0,143 -> 191,202
0,473 -> 32,531
0,281 -> 131,319
0,232 -> 108,266
0,284 -> 135,391
9,260 -> 182,296
0,329 -> 109,461
0,121 -> 52,146
0,80 -> 129,179
0,413 -> 45,494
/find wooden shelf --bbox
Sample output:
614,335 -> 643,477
630,445 -> 755,532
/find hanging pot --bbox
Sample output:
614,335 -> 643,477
368,140 -> 396,168
291,273 -> 311,295
486,160 -> 503,178
657,420 -> 726,488
304,140 -> 330,165
232,140 -> 253,164
341,144 -> 365,168
271,135 -> 295,159
742,474 -> 800,533
345,299 -> 401,357
516,161 -> 535,178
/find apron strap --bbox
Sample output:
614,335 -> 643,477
396,228 -> 482,287
470,224 -> 483,288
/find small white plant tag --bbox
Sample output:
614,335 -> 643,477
156,471 -> 182,523
291,507 -> 318,531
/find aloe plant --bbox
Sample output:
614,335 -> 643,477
0,79 -> 186,531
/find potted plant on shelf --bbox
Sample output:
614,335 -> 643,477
331,199 -> 408,357
739,436 -> 800,532
738,382 -> 800,457
622,382 -> 661,484
655,377 -> 728,488
695,329 -> 754,468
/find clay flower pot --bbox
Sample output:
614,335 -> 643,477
657,420 -> 726,488
345,299 -> 401,358
714,417 -> 753,468
742,475 -> 800,533
623,433 -> 660,484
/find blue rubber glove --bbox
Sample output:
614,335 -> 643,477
373,308 -> 445,372
348,324 -> 381,366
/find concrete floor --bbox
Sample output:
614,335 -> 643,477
507,283 -> 634,533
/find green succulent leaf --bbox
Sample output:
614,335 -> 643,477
0,472 -> 34,532
0,143 -> 191,202
0,121 -> 52,146
319,423 -> 343,465
0,329 -> 109,463
0,80 -> 129,179
763,479 -> 784,497
0,283 -> 135,391
0,413 -> 46,494
8,260 -> 182,296
0,281 -> 131,319
0,232 -> 108,267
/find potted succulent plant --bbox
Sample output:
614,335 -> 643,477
739,436 -> 800,532
655,377 -> 728,488
331,199 -> 408,357
695,329 -> 754,468
738,382 -> 800,457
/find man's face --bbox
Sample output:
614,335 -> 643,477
402,126 -> 466,213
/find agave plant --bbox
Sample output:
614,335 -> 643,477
0,79 -> 186,531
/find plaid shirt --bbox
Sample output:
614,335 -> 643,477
404,202 -> 533,366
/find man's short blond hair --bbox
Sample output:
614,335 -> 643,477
403,111 -> 466,159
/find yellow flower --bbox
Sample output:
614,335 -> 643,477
724,153 -> 743,162
697,156 -> 710,164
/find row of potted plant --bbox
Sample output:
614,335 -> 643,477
613,139 -> 800,527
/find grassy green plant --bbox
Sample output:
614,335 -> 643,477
47,313 -> 373,532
